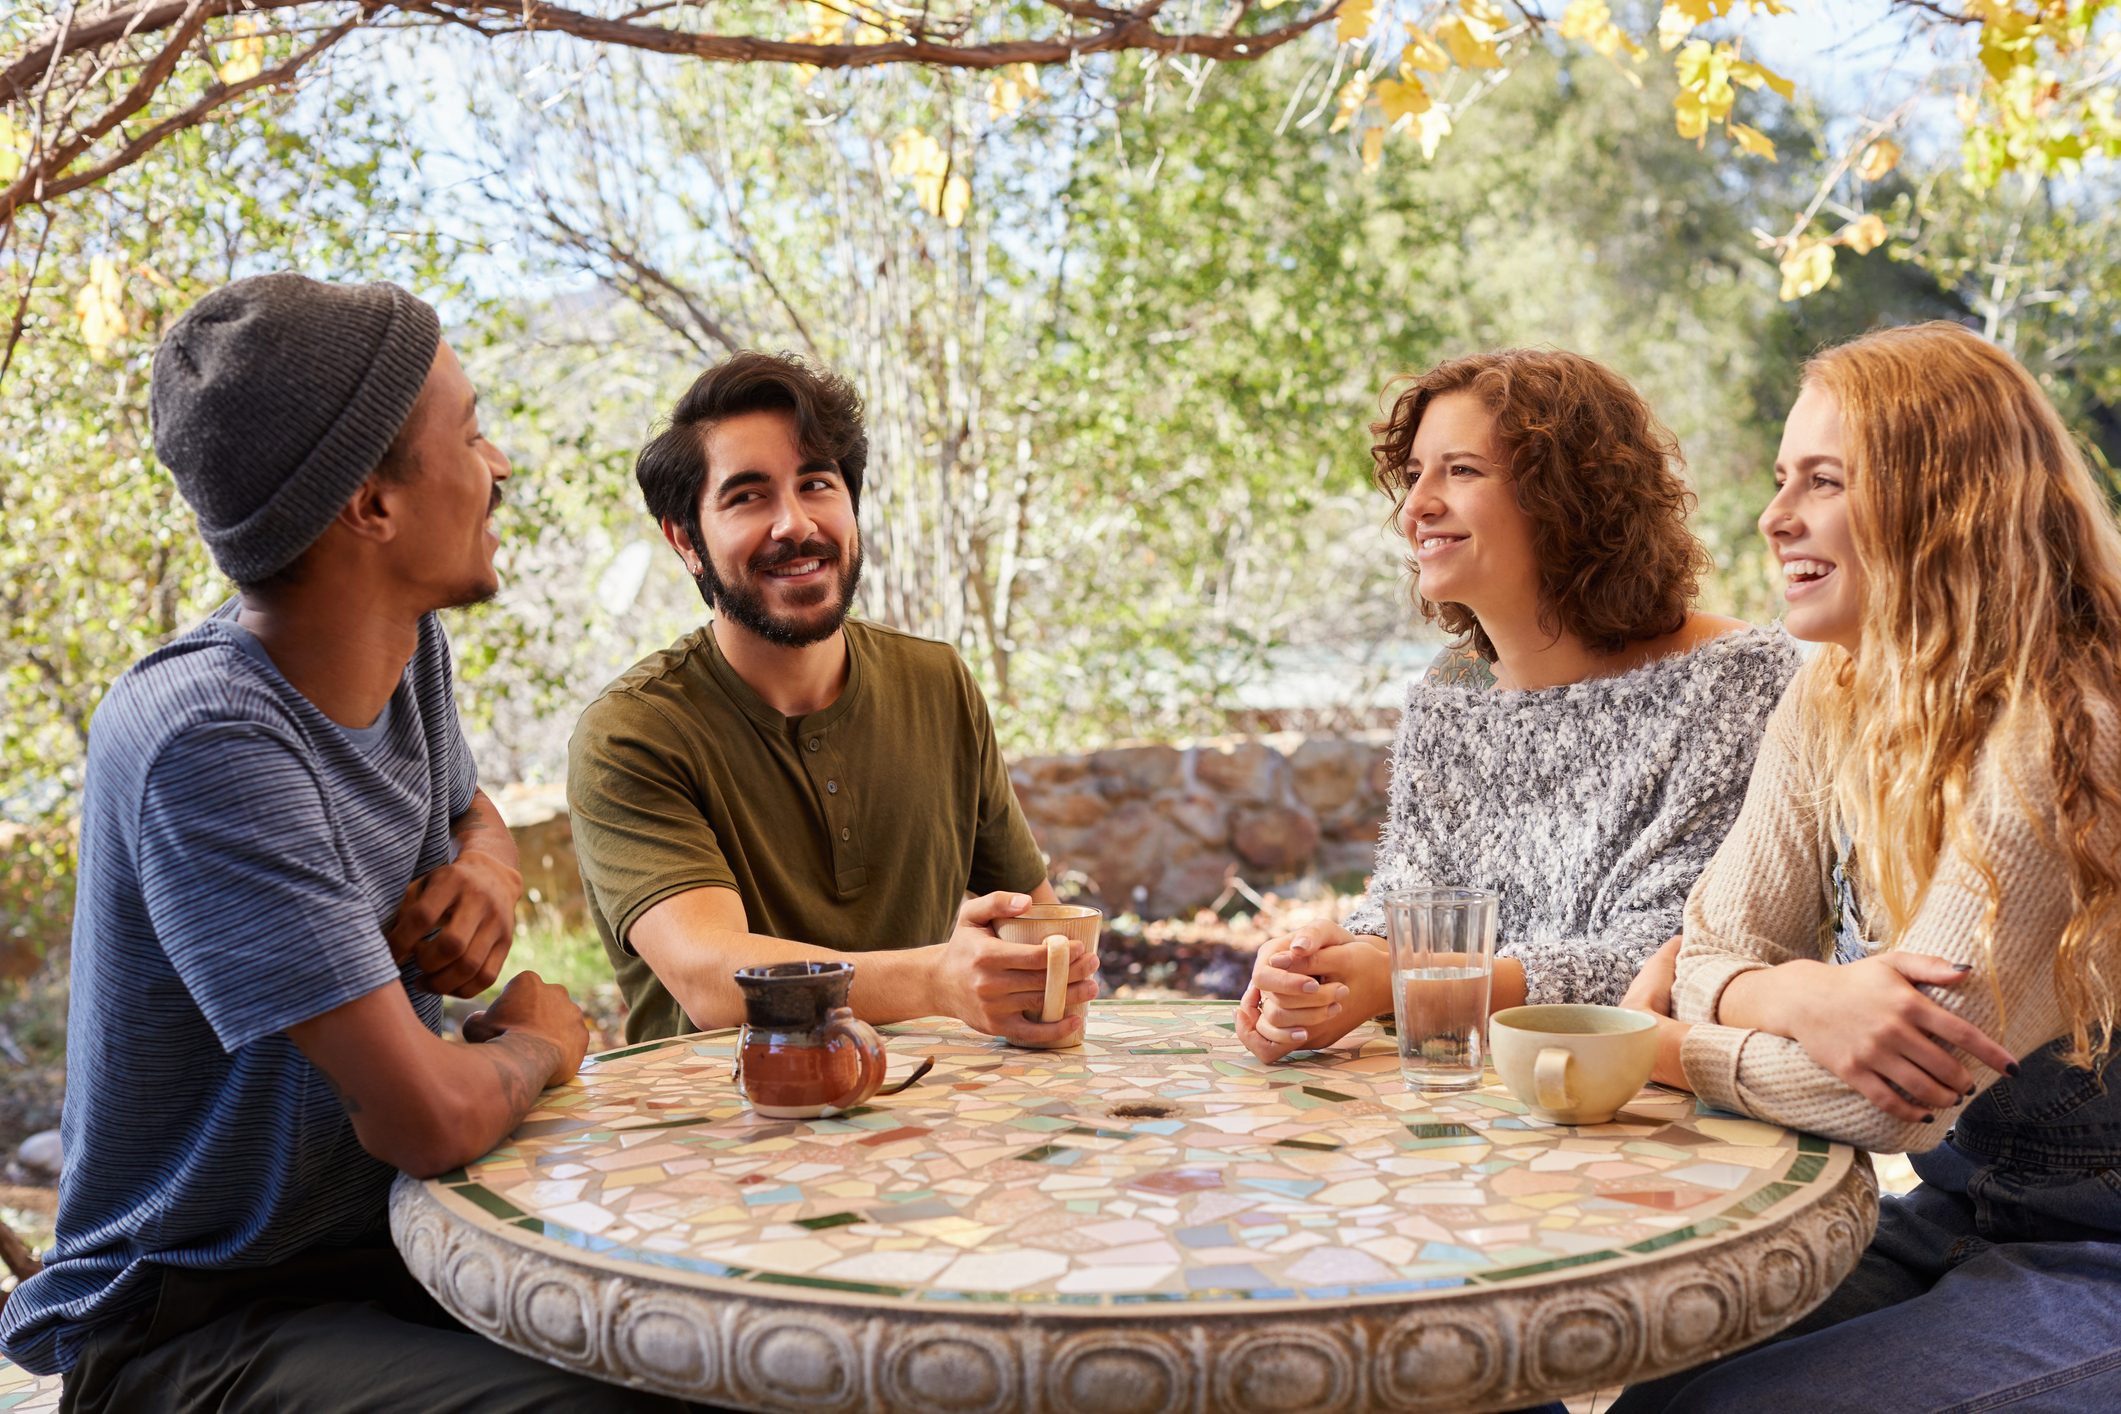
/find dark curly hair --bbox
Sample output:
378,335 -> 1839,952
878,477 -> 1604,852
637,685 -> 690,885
1369,349 -> 1708,660
636,350 -> 868,582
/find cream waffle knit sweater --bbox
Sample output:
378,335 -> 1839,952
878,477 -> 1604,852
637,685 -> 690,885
1675,673 -> 2114,1154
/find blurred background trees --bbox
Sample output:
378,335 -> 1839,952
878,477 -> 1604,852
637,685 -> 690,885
3,0 -> 2116,971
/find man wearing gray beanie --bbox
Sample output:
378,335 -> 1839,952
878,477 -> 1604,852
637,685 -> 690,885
0,274 -> 690,1411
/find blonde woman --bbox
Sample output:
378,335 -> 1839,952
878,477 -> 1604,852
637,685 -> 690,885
1615,323 -> 2121,1411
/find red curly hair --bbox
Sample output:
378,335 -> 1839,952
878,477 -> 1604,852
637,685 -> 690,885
1370,349 -> 1708,660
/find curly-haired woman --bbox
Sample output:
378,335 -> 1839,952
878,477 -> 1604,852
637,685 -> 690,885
1613,323 -> 2121,1411
1237,349 -> 1799,1060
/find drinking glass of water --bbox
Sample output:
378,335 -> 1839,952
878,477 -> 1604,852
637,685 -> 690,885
1385,886 -> 1498,1091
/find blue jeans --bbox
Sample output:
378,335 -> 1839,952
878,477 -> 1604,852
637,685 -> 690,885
1610,1181 -> 2121,1413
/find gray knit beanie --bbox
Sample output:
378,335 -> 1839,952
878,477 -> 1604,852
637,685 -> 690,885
150,273 -> 441,583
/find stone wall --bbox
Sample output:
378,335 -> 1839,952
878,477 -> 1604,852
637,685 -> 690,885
1008,732 -> 1391,919
494,730 -> 1393,924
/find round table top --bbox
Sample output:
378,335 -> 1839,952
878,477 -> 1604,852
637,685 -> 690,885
394,999 -> 1877,1413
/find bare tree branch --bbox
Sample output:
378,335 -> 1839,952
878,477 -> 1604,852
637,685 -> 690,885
0,207 -> 54,390
1,1 -> 212,222
530,195 -> 747,356
6,0 -> 1337,105
0,0 -> 1340,221
2,16 -> 362,222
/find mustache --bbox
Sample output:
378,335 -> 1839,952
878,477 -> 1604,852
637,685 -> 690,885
749,538 -> 838,572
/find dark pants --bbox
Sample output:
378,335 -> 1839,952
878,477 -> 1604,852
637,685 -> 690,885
1611,1183 -> 2121,1413
59,1239 -> 705,1413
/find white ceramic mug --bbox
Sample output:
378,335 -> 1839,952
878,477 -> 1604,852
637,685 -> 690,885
1489,1004 -> 1658,1125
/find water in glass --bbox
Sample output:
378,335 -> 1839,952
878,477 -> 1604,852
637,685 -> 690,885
1384,887 -> 1498,1092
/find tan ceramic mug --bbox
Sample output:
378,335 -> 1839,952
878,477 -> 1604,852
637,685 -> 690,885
994,904 -> 1102,1044
1489,1004 -> 1658,1125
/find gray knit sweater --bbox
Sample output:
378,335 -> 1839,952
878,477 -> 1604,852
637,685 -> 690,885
1343,626 -> 1800,1007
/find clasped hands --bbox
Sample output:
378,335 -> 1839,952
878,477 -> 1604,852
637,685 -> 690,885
1235,921 -> 1377,1063
385,846 -> 522,999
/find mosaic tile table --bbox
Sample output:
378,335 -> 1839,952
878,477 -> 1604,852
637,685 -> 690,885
392,1000 -> 1877,1413
0,1355 -> 62,1412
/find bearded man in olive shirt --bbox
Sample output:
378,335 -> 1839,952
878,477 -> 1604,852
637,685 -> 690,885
569,351 -> 1097,1045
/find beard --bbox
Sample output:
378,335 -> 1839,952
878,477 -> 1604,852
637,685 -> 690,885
440,490 -> 506,611
696,533 -> 863,648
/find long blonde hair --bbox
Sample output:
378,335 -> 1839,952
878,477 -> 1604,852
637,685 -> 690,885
1802,321 -> 2121,1068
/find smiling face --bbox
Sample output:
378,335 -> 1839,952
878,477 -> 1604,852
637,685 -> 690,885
1396,391 -> 1540,627
386,340 -> 510,609
678,408 -> 862,649
1762,383 -> 1866,651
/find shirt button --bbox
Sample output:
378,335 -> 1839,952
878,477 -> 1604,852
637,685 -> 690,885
808,736 -> 821,752
826,780 -> 839,794
840,827 -> 851,841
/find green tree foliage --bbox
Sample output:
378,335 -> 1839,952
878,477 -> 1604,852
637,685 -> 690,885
0,75 -> 458,965
4,12 -> 2118,983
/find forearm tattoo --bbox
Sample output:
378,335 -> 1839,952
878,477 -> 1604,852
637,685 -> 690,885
487,1032 -> 562,1116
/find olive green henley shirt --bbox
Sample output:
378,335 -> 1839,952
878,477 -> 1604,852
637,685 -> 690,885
567,618 -> 1047,1042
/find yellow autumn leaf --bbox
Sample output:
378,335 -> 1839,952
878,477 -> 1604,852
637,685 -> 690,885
1461,0 -> 1510,26
1778,239 -> 1834,301
1376,76 -> 1431,123
1400,24 -> 1452,74
1361,124 -> 1386,174
1675,41 -> 1735,118
75,257 -> 129,361
1337,0 -> 1375,46
987,63 -> 1041,120
890,128 -> 970,225
0,114 -> 21,184
890,128 -> 944,179
1330,73 -> 1370,135
1674,88 -> 1712,141
1561,1 -> 1646,63
849,1 -> 893,43
1729,122 -> 1777,160
792,1 -> 844,45
1436,14 -> 1503,69
1415,105 -> 1455,160
217,17 -> 265,86
1855,137 -> 1902,182
1839,213 -> 1888,255
1729,56 -> 1795,101
1657,0 -> 1717,51
938,172 -> 970,229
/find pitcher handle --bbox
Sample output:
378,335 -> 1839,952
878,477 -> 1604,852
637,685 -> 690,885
822,1006 -> 889,1111
1533,1047 -> 1575,1113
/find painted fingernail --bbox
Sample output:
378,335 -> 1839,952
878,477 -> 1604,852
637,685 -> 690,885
1952,962 -> 1973,973
1921,1114 -> 1935,1124
1964,1085 -> 1976,1098
2007,1062 -> 2020,1077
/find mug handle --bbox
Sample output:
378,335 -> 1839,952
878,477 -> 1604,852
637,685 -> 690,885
1533,1047 -> 1575,1113
822,1007 -> 890,1111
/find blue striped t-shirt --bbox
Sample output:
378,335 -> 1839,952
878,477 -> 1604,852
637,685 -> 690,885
0,604 -> 476,1374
